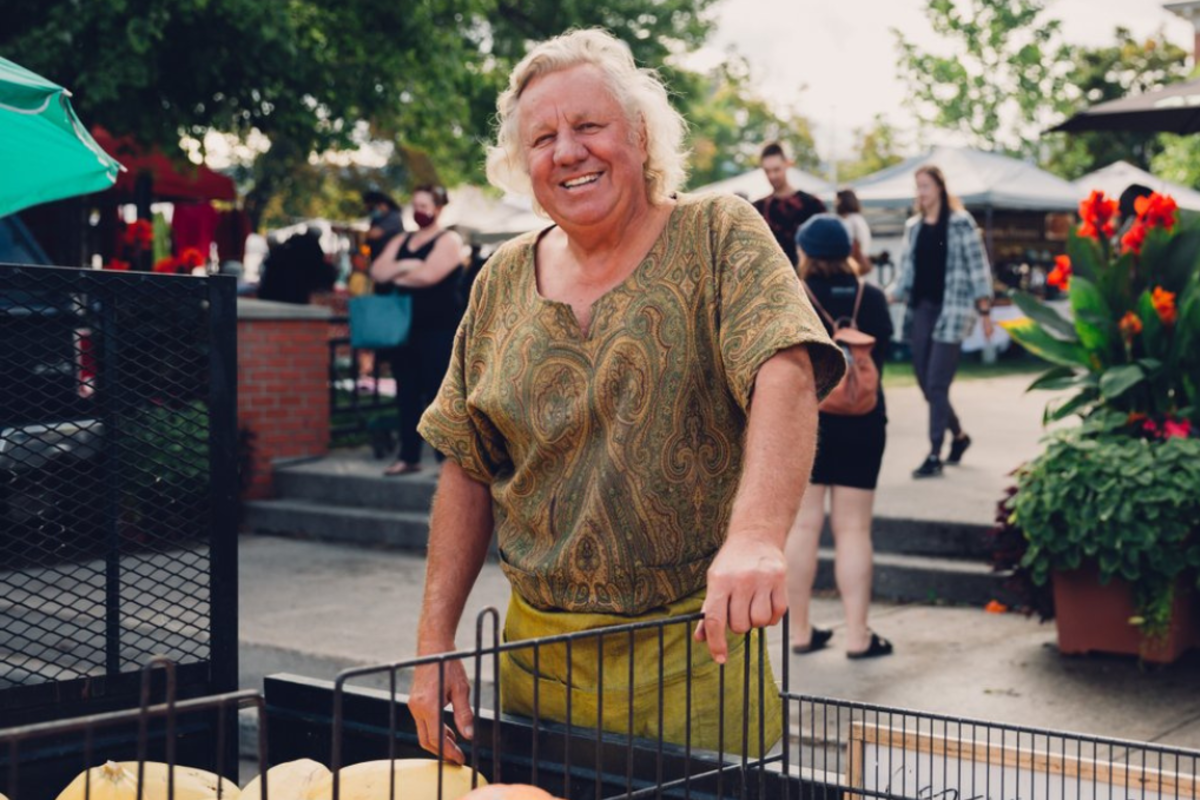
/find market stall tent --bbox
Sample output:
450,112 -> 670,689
692,166 -> 833,201
91,127 -> 236,202
1074,161 -> 1200,212
850,147 -> 1079,211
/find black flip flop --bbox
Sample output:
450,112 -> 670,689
846,632 -> 893,660
792,627 -> 834,654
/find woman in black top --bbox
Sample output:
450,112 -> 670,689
786,215 -> 894,659
370,185 -> 465,475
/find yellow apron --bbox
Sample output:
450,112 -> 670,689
499,590 -> 783,757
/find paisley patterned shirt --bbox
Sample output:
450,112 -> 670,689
419,192 -> 844,615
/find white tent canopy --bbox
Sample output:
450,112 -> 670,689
692,166 -> 833,201
1074,161 -> 1200,212
850,147 -> 1080,211
435,185 -> 547,243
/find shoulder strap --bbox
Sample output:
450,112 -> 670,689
801,281 -> 837,328
849,279 -> 865,327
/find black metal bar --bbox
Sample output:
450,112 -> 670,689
99,283 -> 122,679
206,274 -> 240,779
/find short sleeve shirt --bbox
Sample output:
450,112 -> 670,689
752,190 -> 827,266
419,192 -> 845,615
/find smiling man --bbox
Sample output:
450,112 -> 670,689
406,30 -> 843,763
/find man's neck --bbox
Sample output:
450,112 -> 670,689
773,185 -> 795,199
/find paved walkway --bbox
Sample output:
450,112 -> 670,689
238,375 -> 1200,750
240,535 -> 1200,750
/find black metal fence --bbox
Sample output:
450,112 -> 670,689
0,264 -> 238,735
327,314 -> 393,450
789,693 -> 1200,800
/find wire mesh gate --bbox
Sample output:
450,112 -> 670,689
2,607 -> 1200,799
0,264 -> 238,778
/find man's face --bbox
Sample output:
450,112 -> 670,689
761,154 -> 789,193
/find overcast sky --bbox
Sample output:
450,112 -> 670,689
688,0 -> 1195,160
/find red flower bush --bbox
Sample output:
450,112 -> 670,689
178,248 -> 206,270
122,219 -> 154,250
1118,311 -> 1142,340
1151,286 -> 1177,326
1046,254 -> 1072,290
104,258 -> 130,271
153,257 -> 180,274
1077,190 -> 1118,239
1134,193 -> 1178,232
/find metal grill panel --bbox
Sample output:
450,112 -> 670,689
0,263 -> 237,725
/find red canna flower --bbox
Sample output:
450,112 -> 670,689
1127,411 -> 1148,427
1134,193 -> 1178,232
1118,311 -> 1142,339
1046,254 -> 1072,290
1078,190 -> 1118,239
1151,286 -> 1177,326
152,256 -> 179,274
1163,418 -> 1193,439
1121,221 -> 1147,255
178,247 -> 206,269
122,219 -> 154,249
104,258 -> 130,271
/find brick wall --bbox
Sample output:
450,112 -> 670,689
238,298 -> 331,499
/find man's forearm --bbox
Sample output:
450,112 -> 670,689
727,345 -> 819,548
416,460 -> 495,654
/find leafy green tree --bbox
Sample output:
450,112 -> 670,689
837,114 -> 905,182
683,58 -> 820,189
1151,135 -> 1200,190
1044,29 -> 1189,180
894,0 -> 1073,156
1,0 -> 721,227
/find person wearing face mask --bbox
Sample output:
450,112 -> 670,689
363,189 -> 406,262
370,184 -> 465,476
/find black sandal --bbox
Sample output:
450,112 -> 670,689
846,632 -> 893,660
792,627 -> 834,654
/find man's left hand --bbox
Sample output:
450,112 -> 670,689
694,532 -> 788,664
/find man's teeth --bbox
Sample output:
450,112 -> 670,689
563,174 -> 599,188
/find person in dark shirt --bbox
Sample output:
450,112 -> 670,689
369,184 -> 464,476
785,214 -> 895,660
752,141 -> 827,266
257,226 -> 335,304
363,189 -> 406,262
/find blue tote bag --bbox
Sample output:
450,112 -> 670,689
349,293 -> 413,349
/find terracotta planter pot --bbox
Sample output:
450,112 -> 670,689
1052,564 -> 1200,664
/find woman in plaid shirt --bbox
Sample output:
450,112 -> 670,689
889,165 -> 995,478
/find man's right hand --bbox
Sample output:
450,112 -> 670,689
409,656 -> 475,765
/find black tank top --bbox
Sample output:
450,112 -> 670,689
392,231 -> 462,332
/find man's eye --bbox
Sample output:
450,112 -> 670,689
534,134 -> 553,146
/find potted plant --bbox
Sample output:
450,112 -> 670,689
999,190 -> 1200,662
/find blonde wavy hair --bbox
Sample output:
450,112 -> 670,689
485,28 -> 688,212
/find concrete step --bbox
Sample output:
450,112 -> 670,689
272,461 -> 994,560
273,462 -> 437,512
821,517 -> 994,560
813,548 -> 1011,607
242,499 -> 432,550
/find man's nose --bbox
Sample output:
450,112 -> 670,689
552,129 -> 586,165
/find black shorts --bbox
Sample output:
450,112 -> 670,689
810,412 -> 887,490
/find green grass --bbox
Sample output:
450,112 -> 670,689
881,352 -> 1050,389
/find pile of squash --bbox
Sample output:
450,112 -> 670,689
41,759 -> 557,800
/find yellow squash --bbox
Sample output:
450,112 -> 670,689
241,759 -> 331,800
306,760 -> 486,800
55,761 -> 239,800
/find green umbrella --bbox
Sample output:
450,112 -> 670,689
0,56 -> 122,218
